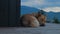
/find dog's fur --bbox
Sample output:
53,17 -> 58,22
20,14 -> 40,27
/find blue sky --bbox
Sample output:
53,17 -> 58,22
21,0 -> 60,12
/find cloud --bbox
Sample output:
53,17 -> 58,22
21,0 -> 45,5
43,7 -> 60,12
21,0 -> 46,8
21,0 -> 60,9
21,0 -> 60,12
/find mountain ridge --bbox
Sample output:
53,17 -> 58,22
21,6 -> 60,21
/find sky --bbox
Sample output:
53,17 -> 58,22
21,0 -> 60,12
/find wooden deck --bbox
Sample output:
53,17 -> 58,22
0,23 -> 60,34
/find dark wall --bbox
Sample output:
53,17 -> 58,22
0,0 -> 20,27
0,0 -> 9,26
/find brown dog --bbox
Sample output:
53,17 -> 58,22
20,14 -> 40,27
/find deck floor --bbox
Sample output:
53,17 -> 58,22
0,23 -> 60,34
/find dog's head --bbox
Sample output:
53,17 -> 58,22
32,13 -> 46,26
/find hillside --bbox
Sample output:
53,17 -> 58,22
21,6 -> 40,15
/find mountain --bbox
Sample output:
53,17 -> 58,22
21,6 -> 60,22
45,11 -> 60,22
21,6 -> 40,15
